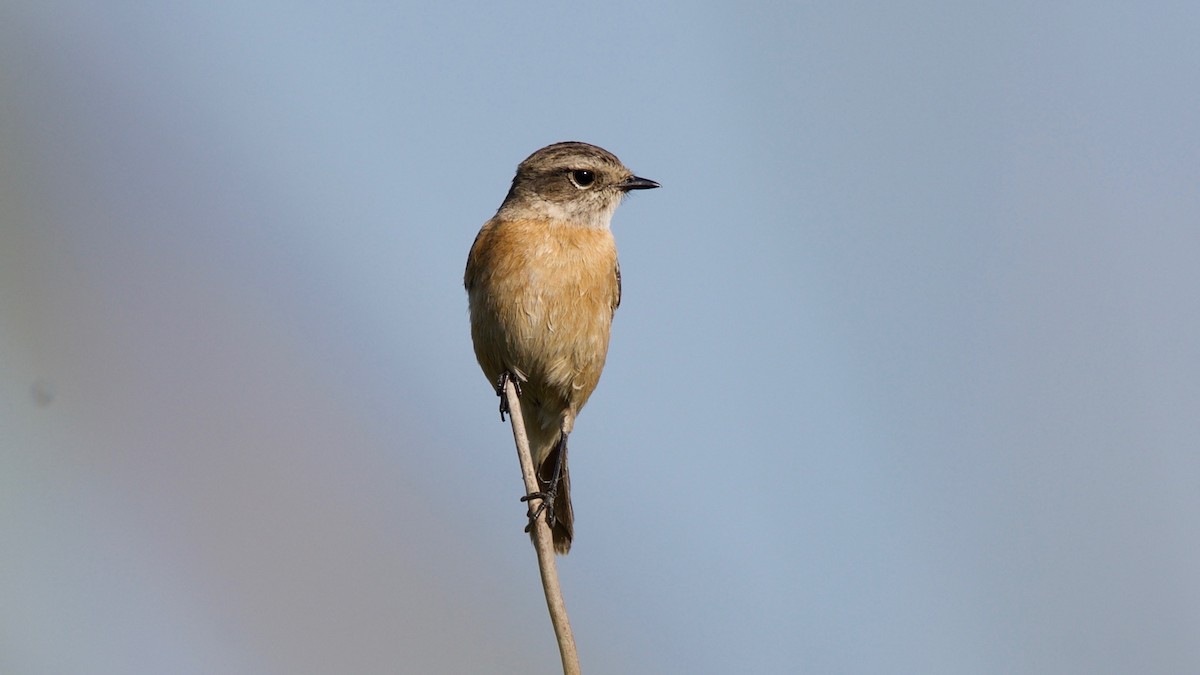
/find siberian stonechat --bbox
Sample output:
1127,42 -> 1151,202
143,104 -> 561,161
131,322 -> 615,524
465,142 -> 658,554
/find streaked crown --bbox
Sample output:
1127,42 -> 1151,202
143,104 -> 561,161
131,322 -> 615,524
497,142 -> 658,228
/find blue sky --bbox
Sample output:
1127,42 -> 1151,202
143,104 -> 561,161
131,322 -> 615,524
2,2 -> 1198,673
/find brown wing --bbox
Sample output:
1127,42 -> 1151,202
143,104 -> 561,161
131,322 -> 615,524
463,222 -> 492,292
613,260 -> 622,314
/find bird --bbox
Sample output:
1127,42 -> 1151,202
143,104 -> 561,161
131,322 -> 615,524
465,142 -> 659,554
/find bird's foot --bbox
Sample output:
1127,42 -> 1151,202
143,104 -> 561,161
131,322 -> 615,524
520,490 -> 556,533
495,370 -> 522,422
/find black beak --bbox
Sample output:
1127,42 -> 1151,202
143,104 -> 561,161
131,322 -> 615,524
617,175 -> 661,191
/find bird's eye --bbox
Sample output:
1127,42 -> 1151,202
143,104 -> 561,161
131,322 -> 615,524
569,169 -> 595,188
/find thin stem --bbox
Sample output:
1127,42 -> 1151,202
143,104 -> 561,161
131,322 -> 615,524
502,379 -> 580,675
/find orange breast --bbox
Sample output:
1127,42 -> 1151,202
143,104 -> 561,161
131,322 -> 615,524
466,218 -> 619,413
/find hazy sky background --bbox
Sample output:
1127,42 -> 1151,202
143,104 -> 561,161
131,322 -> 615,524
2,2 -> 1198,673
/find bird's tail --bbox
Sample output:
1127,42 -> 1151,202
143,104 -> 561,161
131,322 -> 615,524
521,399 -> 575,555
538,439 -> 573,555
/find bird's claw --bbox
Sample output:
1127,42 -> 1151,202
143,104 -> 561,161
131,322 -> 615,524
520,491 -> 555,532
495,371 -> 522,421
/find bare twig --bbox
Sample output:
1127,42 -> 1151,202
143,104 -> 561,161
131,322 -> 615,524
502,379 -> 581,675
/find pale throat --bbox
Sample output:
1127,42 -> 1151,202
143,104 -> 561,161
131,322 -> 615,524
519,194 -> 621,230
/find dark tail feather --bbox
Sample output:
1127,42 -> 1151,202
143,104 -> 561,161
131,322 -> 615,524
537,440 -> 573,555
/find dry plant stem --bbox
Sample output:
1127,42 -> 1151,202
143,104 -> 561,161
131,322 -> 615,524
502,379 -> 581,675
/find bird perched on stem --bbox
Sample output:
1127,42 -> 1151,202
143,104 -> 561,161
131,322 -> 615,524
465,142 -> 659,554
